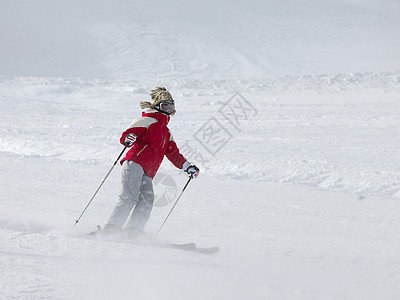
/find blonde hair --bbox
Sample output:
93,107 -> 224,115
140,86 -> 176,115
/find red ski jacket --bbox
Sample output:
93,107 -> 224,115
119,109 -> 187,178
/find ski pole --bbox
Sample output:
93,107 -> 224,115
73,146 -> 127,228
157,176 -> 192,235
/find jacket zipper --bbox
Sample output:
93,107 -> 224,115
137,144 -> 148,156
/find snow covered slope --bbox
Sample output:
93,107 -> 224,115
1,0 -> 400,299
1,73 -> 400,299
1,73 -> 399,197
1,0 -> 400,79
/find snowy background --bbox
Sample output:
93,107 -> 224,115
1,0 -> 400,299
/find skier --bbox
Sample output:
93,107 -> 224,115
102,87 -> 199,235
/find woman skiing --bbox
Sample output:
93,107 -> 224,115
102,87 -> 199,235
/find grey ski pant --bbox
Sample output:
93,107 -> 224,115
107,160 -> 154,230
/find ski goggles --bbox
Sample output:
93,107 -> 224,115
158,101 -> 175,114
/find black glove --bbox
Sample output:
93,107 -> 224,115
183,161 -> 200,179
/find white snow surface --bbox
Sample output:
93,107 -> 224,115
1,0 -> 400,299
2,0 -> 400,79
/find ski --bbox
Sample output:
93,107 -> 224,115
88,226 -> 219,255
165,243 -> 220,254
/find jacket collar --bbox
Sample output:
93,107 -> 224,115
142,109 -> 170,125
